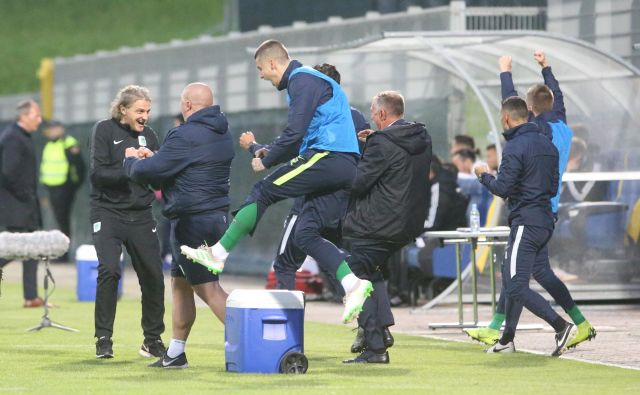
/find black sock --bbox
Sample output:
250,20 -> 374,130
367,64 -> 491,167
551,317 -> 568,333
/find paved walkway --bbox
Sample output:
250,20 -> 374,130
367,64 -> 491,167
4,263 -> 640,371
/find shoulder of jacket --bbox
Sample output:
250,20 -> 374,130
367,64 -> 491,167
94,119 -> 114,133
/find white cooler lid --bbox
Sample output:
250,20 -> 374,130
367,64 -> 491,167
226,290 -> 305,309
75,244 -> 97,260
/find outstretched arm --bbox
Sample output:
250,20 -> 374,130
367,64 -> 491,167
499,55 -> 518,101
260,74 -> 327,168
123,131 -> 191,184
534,49 -> 566,122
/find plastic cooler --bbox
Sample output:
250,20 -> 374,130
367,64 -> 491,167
225,290 -> 308,374
75,244 -> 123,301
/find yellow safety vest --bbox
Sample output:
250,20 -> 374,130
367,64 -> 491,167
40,135 -> 79,186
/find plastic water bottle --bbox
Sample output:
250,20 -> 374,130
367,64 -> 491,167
470,203 -> 480,233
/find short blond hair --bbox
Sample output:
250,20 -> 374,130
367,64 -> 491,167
110,85 -> 151,120
254,39 -> 289,64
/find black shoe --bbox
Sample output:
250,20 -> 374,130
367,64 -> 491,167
139,338 -> 166,358
148,351 -> 189,369
383,327 -> 394,348
351,327 -> 394,353
96,336 -> 113,359
552,323 -> 577,357
343,350 -> 389,364
350,327 -> 366,353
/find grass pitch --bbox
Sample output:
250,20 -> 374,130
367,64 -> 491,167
0,281 -> 638,395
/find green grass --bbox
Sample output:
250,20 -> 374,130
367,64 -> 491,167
0,281 -> 638,394
0,0 -> 224,95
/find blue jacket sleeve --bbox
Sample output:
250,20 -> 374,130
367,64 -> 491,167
500,71 -> 536,122
479,149 -> 522,199
248,142 -> 268,156
123,131 -> 191,184
500,71 -> 518,100
261,74 -> 329,168
541,66 -> 566,123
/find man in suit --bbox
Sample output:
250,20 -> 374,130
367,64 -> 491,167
0,100 -> 44,307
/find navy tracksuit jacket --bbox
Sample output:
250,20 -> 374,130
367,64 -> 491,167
479,121 -> 565,340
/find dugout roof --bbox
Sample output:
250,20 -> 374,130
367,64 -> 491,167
297,31 -> 640,178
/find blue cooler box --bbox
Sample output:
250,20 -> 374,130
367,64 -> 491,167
225,290 -> 306,373
75,244 -> 123,301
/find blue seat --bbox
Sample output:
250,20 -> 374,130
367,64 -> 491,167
432,244 -> 471,279
555,201 -> 627,251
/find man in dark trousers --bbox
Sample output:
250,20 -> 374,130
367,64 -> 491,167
467,51 -> 594,352
0,100 -> 43,307
40,121 -> 85,261
89,85 -> 165,359
238,63 -> 369,295
181,40 -> 372,324
342,91 -> 432,364
124,82 -> 234,369
475,96 -> 577,355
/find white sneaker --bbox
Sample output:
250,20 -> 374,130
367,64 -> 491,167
342,279 -> 373,324
485,341 -> 515,353
180,245 -> 225,274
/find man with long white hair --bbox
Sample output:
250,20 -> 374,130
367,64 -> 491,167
89,85 -> 165,360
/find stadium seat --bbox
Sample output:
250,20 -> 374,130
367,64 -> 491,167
432,244 -> 472,279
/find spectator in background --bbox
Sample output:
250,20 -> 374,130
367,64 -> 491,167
450,134 -> 477,157
451,148 -> 476,178
485,143 -> 499,175
452,148 -> 487,221
412,156 -> 468,291
40,121 -> 85,262
0,100 -> 44,307
560,137 -> 607,203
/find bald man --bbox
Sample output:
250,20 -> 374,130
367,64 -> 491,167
124,82 -> 235,368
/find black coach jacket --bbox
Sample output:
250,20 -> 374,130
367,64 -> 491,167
89,118 -> 159,218
343,119 -> 432,243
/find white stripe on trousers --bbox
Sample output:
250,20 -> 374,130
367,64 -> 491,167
510,225 -> 525,279
279,215 -> 298,255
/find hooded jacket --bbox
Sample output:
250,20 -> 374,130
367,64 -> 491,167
343,120 -> 432,243
479,121 -> 559,229
123,105 -> 234,219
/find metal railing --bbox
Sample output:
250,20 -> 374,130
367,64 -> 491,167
465,7 -> 547,31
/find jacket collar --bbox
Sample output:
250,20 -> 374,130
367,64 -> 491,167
277,60 -> 303,91
502,121 -> 539,141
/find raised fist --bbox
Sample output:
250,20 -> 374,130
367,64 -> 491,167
533,49 -> 548,68
498,56 -> 512,73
